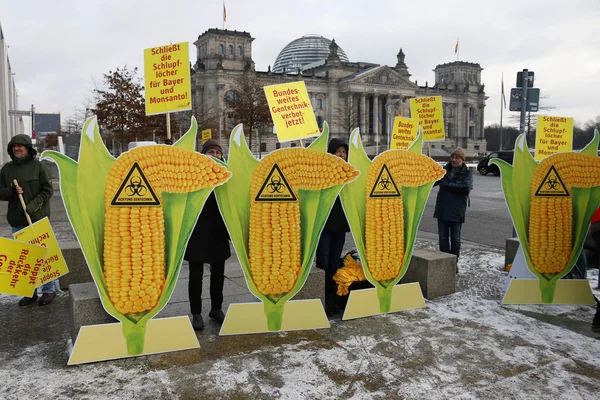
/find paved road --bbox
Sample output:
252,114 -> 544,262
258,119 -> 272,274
419,172 -> 513,249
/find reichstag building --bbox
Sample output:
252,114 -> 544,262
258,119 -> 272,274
191,29 -> 487,156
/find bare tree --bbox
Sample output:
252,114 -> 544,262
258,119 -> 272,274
91,66 -> 179,154
225,73 -> 271,151
335,94 -> 359,139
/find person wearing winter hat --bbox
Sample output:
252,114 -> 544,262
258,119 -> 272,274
433,147 -> 473,272
184,139 -> 230,330
0,134 -> 56,306
315,137 -> 351,316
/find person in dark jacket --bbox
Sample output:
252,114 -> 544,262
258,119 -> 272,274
0,134 -> 56,306
433,148 -> 473,269
316,138 -> 350,316
184,139 -> 230,330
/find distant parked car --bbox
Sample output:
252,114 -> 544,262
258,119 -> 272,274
477,151 -> 515,176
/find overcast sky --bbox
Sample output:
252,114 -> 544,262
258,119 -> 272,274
1,0 -> 599,134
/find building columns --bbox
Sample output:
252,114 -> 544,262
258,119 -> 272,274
373,95 -> 379,138
360,95 -> 367,135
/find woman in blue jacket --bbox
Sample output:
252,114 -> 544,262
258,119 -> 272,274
434,148 -> 473,268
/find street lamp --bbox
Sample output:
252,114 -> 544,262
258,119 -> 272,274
385,99 -> 401,149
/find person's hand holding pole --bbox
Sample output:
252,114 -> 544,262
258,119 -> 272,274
13,179 -> 33,226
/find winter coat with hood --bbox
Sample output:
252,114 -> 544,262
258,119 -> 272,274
323,138 -> 350,233
184,140 -> 231,263
0,134 -> 53,227
433,162 -> 472,223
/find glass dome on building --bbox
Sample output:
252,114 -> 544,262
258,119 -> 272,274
272,34 -> 349,73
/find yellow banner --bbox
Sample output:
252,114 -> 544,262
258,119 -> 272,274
0,238 -> 48,297
409,96 -> 445,141
535,116 -> 573,161
201,129 -> 212,144
13,217 -> 70,287
390,117 -> 419,150
264,81 -> 320,142
144,42 -> 191,115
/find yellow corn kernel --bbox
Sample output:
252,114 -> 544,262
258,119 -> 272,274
528,152 -> 600,274
103,145 -> 231,314
248,148 -> 359,296
365,150 -> 445,282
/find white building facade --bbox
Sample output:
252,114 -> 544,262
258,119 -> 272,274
191,29 -> 487,157
0,23 -> 23,165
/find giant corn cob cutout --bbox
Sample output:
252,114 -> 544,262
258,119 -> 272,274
491,131 -> 600,303
215,123 -> 358,331
340,127 -> 445,313
42,117 -> 231,354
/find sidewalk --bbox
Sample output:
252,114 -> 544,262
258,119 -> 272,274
1,199 -> 600,399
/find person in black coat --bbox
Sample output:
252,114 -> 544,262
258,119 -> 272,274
433,148 -> 473,269
316,138 -> 350,316
184,139 -> 231,330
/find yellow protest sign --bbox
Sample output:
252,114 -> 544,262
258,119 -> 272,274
264,81 -> 320,142
409,96 -> 445,141
535,116 -> 573,161
144,42 -> 191,115
0,238 -> 48,297
201,129 -> 212,143
12,217 -> 70,288
390,117 -> 419,150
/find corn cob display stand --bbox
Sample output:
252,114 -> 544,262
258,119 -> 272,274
216,123 -> 357,335
502,245 -> 595,304
43,117 -> 230,364
339,128 -> 445,319
493,132 -> 600,305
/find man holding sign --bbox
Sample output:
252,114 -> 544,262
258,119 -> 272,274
0,134 -> 56,306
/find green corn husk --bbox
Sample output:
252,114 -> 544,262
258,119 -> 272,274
214,122 -> 353,331
340,127 -> 438,313
491,130 -> 600,303
42,116 -> 227,354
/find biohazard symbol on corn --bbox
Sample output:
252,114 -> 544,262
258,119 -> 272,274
111,162 -> 160,206
369,164 -> 400,198
42,116 -> 232,358
491,132 -> 600,304
340,127 -> 446,315
534,166 -> 569,196
255,164 -> 297,201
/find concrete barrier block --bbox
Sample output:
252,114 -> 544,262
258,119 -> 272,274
69,282 -> 117,343
293,267 -> 325,304
401,249 -> 456,299
505,237 -> 520,268
59,241 -> 93,290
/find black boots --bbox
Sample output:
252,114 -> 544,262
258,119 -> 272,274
18,294 -> 38,306
38,292 -> 56,306
325,294 -> 341,317
192,314 -> 204,331
193,310 -> 225,331
209,309 -> 225,324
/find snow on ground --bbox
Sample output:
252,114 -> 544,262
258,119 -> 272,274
1,243 -> 599,399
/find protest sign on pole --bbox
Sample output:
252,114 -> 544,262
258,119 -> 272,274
264,81 -> 320,142
409,96 -> 445,141
144,42 -> 192,116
